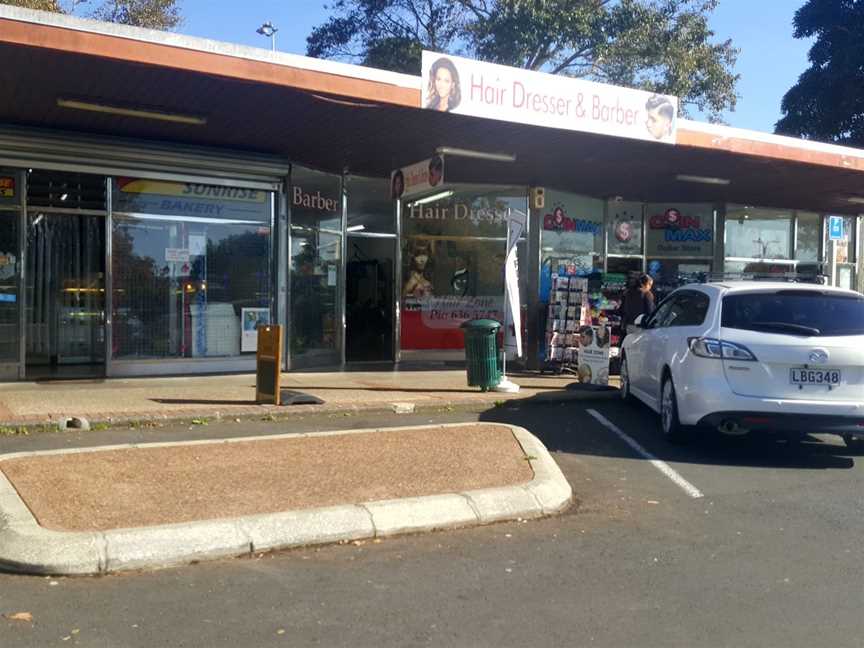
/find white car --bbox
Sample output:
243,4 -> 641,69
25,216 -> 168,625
620,281 -> 864,449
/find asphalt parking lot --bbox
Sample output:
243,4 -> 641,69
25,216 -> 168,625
2,398 -> 863,647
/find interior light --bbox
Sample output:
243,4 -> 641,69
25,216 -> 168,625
57,98 -> 207,126
346,224 -> 366,232
847,197 -> 864,205
408,190 -> 455,207
675,174 -> 731,186
434,147 -> 517,163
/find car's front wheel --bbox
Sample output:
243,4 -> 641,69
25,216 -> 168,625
620,355 -> 635,404
660,375 -> 689,444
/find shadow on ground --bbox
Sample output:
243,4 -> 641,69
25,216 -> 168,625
479,397 -> 858,472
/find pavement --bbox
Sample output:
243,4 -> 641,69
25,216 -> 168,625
0,370 -> 604,575
0,368 -> 618,431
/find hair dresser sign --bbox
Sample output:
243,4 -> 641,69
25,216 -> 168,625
421,51 -> 678,144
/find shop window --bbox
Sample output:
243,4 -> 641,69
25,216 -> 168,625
644,203 -> 714,259
795,211 -> 821,262
111,178 -> 273,361
401,186 -> 526,350
290,166 -> 342,231
0,211 -> 18,362
540,191 -> 603,282
27,170 -> 106,211
725,205 -> 792,260
607,200 -> 643,256
0,169 -> 20,207
647,258 -> 712,300
345,175 -> 395,234
824,214 -> 857,290
290,166 -> 343,366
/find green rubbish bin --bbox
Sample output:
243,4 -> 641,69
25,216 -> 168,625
460,319 -> 502,391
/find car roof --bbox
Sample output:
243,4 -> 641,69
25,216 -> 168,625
697,281 -> 859,296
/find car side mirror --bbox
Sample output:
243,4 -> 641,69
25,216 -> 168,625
634,314 -> 646,328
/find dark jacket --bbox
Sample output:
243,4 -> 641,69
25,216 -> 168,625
622,287 -> 655,326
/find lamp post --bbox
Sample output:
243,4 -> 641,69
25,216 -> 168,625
256,21 -> 278,51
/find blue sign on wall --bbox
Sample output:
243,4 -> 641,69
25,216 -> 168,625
828,215 -> 845,241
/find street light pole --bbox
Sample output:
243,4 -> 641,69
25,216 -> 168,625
256,21 -> 278,51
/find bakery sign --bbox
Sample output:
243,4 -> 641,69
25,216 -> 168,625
421,51 -> 678,144
645,205 -> 714,257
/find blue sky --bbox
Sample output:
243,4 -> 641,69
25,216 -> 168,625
178,0 -> 812,134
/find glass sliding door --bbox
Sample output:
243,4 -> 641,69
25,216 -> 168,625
0,209 -> 20,379
290,227 -> 342,367
25,211 -> 106,376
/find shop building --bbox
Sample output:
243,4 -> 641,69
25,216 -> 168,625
1,6 -> 863,380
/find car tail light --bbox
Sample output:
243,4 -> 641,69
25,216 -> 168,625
688,337 -> 757,361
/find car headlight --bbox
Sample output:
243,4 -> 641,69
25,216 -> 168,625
688,337 -> 757,361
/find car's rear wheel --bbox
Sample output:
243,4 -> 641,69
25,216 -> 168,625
660,375 -> 689,444
620,355 -> 635,404
843,434 -> 864,454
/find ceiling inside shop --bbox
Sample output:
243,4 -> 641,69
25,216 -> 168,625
1,41 -> 863,215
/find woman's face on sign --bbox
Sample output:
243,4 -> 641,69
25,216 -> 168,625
435,67 -> 454,100
414,254 -> 429,270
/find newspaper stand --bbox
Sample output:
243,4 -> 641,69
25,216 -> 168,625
541,275 -> 589,375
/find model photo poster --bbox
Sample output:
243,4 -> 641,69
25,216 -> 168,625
241,308 -> 271,352
421,51 -> 678,144
577,325 -> 611,386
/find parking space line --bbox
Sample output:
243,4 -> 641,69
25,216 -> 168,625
587,409 -> 704,499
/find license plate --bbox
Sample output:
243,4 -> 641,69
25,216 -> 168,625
790,368 -> 842,386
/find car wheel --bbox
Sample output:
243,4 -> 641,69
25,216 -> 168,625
660,375 -> 689,444
843,434 -> 864,454
620,355 -> 635,404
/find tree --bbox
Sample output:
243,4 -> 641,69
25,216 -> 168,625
1,0 -> 182,30
775,0 -> 864,146
307,0 -> 739,120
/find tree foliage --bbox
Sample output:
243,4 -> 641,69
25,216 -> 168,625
775,0 -> 864,146
1,0 -> 182,30
307,0 -> 739,119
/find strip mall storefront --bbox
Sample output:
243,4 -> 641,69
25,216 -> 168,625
1,6 -> 863,380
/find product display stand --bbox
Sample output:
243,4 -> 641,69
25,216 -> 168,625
541,273 -> 588,374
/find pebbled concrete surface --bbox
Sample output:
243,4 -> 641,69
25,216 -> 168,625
0,423 -> 572,575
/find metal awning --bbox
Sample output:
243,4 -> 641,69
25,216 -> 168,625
1,7 -> 864,214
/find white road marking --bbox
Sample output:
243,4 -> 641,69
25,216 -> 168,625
587,409 -> 704,499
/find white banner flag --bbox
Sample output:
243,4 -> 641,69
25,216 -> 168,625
504,209 -> 527,358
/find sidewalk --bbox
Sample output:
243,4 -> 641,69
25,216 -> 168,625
0,368 -> 619,431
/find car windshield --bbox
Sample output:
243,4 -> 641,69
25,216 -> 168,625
721,290 -> 864,337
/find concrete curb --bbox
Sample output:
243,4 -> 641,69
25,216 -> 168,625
0,384 -> 620,437
0,423 -> 572,575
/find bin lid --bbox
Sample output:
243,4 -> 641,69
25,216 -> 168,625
460,318 -> 502,330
